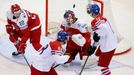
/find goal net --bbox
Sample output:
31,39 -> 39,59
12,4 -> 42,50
45,0 -> 131,55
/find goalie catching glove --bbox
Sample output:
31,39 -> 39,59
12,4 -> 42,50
72,34 -> 86,47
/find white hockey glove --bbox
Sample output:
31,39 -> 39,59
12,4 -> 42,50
72,34 -> 86,47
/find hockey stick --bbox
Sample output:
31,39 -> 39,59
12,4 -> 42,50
79,42 -> 96,75
22,54 -> 31,68
53,64 -> 61,68
10,33 -> 31,68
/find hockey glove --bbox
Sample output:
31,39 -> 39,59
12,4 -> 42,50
93,32 -> 100,42
87,46 -> 96,56
18,43 -> 27,54
5,24 -> 13,34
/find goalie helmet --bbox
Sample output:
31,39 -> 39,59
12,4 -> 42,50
57,30 -> 68,42
87,4 -> 100,15
64,10 -> 75,19
63,10 -> 76,24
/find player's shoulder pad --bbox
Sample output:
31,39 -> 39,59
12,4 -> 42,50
50,41 -> 62,50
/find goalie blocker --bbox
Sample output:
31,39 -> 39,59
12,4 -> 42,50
72,34 -> 86,47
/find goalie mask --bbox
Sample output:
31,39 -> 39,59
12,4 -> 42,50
64,10 -> 76,24
11,4 -> 21,18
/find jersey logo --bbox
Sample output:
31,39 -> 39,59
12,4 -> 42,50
19,20 -> 25,26
31,15 -> 36,19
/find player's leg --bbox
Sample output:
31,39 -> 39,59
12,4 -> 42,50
64,46 -> 78,65
30,27 -> 43,51
31,65 -> 46,75
95,46 -> 101,57
98,49 -> 115,75
48,67 -> 58,75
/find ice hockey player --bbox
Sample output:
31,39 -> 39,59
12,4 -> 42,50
87,1 -> 117,75
5,4 -> 43,56
60,10 -> 91,65
31,30 -> 69,75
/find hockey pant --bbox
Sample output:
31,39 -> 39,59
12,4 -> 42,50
95,47 -> 115,67
65,41 -> 90,63
30,27 -> 43,51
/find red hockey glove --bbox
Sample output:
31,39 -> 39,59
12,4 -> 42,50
18,43 -> 27,54
13,40 -> 20,50
5,24 -> 13,34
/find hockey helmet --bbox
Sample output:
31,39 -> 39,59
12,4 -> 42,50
11,4 -> 21,13
87,4 -> 100,15
57,30 -> 68,42
11,4 -> 21,18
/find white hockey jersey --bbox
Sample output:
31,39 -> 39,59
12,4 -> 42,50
91,15 -> 118,52
61,19 -> 89,35
6,9 -> 40,31
32,41 -> 69,72
60,19 -> 91,48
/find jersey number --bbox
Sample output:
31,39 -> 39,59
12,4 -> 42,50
19,20 -> 25,26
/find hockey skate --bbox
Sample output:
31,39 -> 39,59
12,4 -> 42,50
12,51 -> 22,56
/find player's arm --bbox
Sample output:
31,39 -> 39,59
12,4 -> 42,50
7,18 -> 12,25
78,21 -> 91,43
17,28 -> 30,53
25,10 -> 37,22
5,18 -> 13,34
20,28 -> 30,43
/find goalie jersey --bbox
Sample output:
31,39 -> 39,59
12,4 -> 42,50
60,19 -> 91,48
